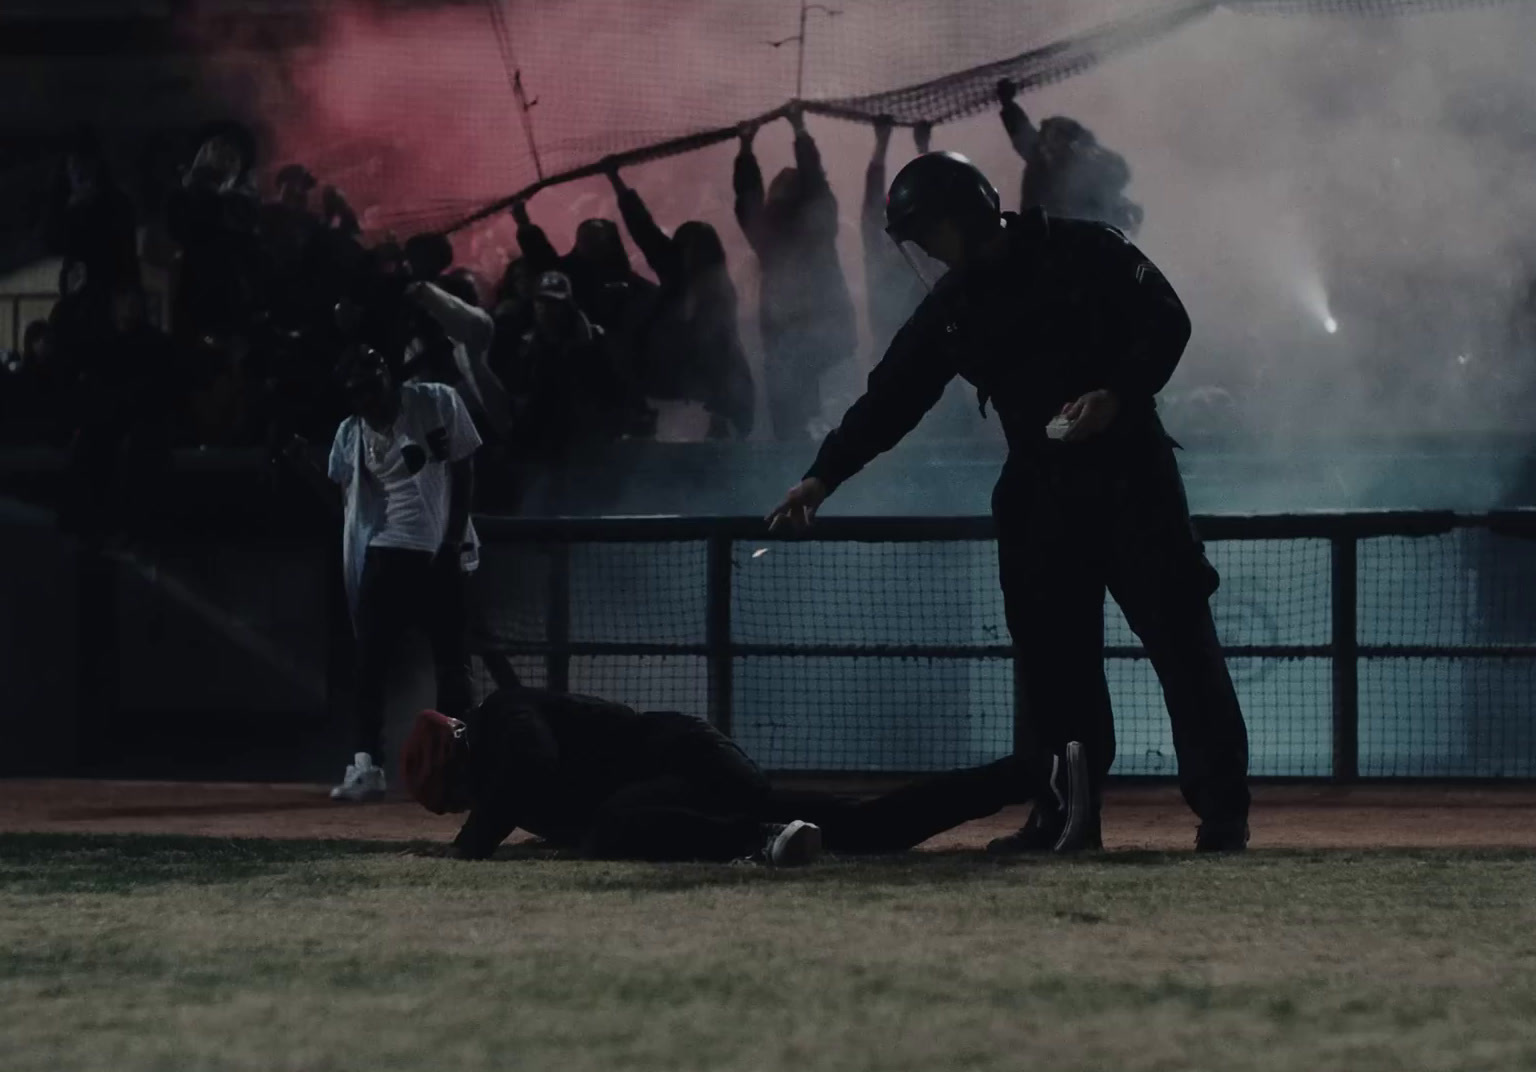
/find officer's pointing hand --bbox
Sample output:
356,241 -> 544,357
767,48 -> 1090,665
1060,389 -> 1122,443
766,477 -> 829,534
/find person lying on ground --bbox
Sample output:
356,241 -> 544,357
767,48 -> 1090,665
399,686 -> 1091,865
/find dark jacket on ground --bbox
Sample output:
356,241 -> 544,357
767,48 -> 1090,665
616,187 -> 755,437
805,209 -> 1190,491
733,131 -> 858,370
447,689 -> 1056,862
450,690 -> 753,859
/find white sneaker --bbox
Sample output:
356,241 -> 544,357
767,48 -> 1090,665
330,752 -> 386,802
762,820 -> 822,867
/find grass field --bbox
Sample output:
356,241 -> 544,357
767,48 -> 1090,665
3,834 -> 1536,1071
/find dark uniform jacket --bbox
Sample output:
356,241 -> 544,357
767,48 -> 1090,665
451,689 -> 750,859
805,209 -> 1191,492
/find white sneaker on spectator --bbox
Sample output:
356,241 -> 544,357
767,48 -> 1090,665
330,752 -> 386,802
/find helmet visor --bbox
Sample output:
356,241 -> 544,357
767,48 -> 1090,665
889,234 -> 950,293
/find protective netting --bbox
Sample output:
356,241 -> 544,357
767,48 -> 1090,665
415,0 -> 1522,234
470,521 -> 1536,776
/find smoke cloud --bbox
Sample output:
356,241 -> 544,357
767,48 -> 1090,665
191,0 -> 1536,512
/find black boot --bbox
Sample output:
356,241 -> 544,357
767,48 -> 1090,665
1194,821 -> 1249,853
987,743 -> 1091,855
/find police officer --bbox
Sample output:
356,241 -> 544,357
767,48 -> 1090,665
766,152 -> 1250,852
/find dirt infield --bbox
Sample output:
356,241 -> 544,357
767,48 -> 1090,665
2,779 -> 1534,850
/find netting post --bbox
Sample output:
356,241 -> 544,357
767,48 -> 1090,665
1330,535 -> 1359,782
546,543 -> 571,694
74,544 -> 117,770
706,534 -> 734,736
1012,651 -> 1028,759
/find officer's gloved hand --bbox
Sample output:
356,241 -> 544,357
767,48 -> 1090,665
1058,389 -> 1122,443
766,477 -> 828,533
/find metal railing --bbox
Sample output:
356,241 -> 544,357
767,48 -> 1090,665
475,511 -> 1536,782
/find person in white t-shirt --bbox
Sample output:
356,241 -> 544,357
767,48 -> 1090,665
325,345 -> 483,802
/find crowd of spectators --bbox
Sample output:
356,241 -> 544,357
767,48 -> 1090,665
0,100 -> 1160,483
0,118 -> 814,478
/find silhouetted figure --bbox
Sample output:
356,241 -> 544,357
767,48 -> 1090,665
166,123 -> 266,345
46,129 -> 140,301
734,108 -> 858,440
509,198 -> 657,359
489,256 -> 537,390
507,271 -> 643,459
67,283 -> 187,535
0,321 -> 71,446
607,162 -> 755,439
997,79 -> 1143,235
769,152 -> 1249,854
322,345 -> 482,803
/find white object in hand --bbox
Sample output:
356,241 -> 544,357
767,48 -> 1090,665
1045,415 -> 1072,440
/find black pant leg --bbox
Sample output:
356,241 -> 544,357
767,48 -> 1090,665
428,560 -> 473,718
767,757 -> 1037,853
993,458 -> 1116,793
1103,443 -> 1250,825
352,548 -> 427,759
581,777 -> 762,862
579,717 -> 776,861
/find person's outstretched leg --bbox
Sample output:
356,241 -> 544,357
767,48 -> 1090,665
580,777 -> 818,864
764,754 -> 1080,854
583,791 -> 762,862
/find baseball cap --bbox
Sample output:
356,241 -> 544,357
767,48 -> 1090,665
534,271 -> 574,302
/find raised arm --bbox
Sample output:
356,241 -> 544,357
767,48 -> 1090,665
608,163 -> 681,283
913,121 -> 933,156
862,117 -> 894,254
732,121 -> 767,251
510,198 -> 561,274
997,79 -> 1039,161
409,280 -> 493,355
409,282 -> 511,436
789,106 -> 830,197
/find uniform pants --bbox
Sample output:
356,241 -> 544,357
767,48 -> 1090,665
992,438 -> 1250,826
